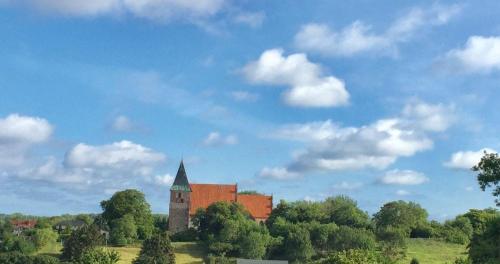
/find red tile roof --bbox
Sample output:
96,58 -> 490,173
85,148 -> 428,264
237,194 -> 273,220
10,219 -> 37,229
189,184 -> 237,216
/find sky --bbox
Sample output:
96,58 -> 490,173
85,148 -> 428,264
1,0 -> 500,220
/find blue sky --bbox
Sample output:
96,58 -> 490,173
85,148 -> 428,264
1,0 -> 499,220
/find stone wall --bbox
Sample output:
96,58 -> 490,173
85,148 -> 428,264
168,190 -> 190,233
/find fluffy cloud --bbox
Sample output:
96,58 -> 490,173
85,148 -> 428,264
4,0 -> 226,22
379,169 -> 429,185
152,173 -> 175,186
267,101 -> 453,174
294,4 -> 461,57
443,36 -> 500,73
202,132 -> 238,147
0,114 -> 53,167
396,189 -> 411,196
258,166 -> 300,180
242,49 -> 349,107
444,148 -> 497,170
331,181 -> 363,191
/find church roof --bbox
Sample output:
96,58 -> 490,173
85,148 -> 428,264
171,161 -> 191,192
189,184 -> 237,216
237,194 -> 273,219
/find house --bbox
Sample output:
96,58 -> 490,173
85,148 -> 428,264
10,219 -> 37,235
169,161 -> 273,233
55,219 -> 87,232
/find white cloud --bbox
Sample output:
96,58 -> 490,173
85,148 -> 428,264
233,11 -> 265,28
242,48 -> 349,107
65,140 -> 166,175
379,169 -> 429,185
202,132 -> 238,147
294,4 -> 461,57
258,166 -> 300,181
153,173 -> 174,186
444,148 -> 497,170
111,115 -> 134,132
268,101 -> 453,173
230,91 -> 259,102
6,0 -> 227,22
444,36 -> 500,73
0,114 -> 53,167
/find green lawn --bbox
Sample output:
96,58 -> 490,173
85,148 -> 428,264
398,238 -> 468,264
37,242 -> 206,264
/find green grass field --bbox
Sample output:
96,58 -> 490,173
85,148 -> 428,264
37,239 -> 466,264
398,239 -> 468,264
37,242 -> 205,264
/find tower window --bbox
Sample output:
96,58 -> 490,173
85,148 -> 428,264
178,193 -> 181,198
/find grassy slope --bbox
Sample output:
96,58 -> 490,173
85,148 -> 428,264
399,239 -> 468,264
38,242 -> 205,264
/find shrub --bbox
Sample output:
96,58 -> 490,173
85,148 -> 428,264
468,217 -> 500,264
61,224 -> 104,261
329,226 -> 376,251
312,249 -> 385,264
76,248 -> 120,264
207,255 -> 236,264
133,231 -> 175,264
410,258 -> 420,264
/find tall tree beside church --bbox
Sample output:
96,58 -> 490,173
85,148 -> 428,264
473,152 -> 500,206
101,189 -> 154,241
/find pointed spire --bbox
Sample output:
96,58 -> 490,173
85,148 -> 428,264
171,160 -> 191,192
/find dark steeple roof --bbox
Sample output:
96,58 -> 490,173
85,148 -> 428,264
171,160 -> 191,192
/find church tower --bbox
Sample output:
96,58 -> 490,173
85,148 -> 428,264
168,160 -> 191,233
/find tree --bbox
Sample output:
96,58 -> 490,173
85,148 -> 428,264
283,225 -> 314,263
133,231 -> 175,264
313,249 -> 385,264
33,228 -> 58,250
61,224 -> 104,261
110,214 -> 137,246
468,217 -> 500,264
374,201 -> 428,236
329,226 -> 376,252
473,152 -> 500,206
101,189 -> 154,241
323,196 -> 371,228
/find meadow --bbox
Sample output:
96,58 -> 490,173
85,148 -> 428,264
38,239 -> 465,264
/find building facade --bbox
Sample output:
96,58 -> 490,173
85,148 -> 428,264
168,161 -> 273,233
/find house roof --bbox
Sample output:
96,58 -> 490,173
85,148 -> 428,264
171,160 -> 191,192
10,219 -> 37,229
237,194 -> 273,219
189,183 -> 237,215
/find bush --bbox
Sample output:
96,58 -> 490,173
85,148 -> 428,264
76,248 -> 120,264
32,255 -> 61,264
312,249 -> 385,264
410,258 -> 419,264
329,226 -> 376,251
11,238 -> 37,254
133,231 -> 175,264
0,252 -> 60,264
110,214 -> 137,246
61,224 -> 104,261
468,217 -> 500,264
34,228 -> 58,249
207,255 -> 236,264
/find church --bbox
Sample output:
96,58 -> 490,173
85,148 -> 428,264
169,161 -> 273,233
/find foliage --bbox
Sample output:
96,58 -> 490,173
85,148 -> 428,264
0,252 -> 60,264
192,201 -> 273,259
473,151 -> 500,206
410,258 -> 419,264
330,226 -> 376,251
153,214 -> 169,233
10,237 -> 37,254
374,201 -> 428,236
376,227 -> 407,263
76,248 -> 120,264
461,208 -> 499,234
454,258 -> 471,264
468,217 -> 500,264
61,224 -> 104,261
101,189 -> 154,241
33,228 -> 58,249
206,255 -> 236,264
110,214 -> 137,246
238,190 -> 262,195
312,249 -> 385,264
133,231 -> 175,264
170,228 -> 198,242
323,196 -> 371,228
